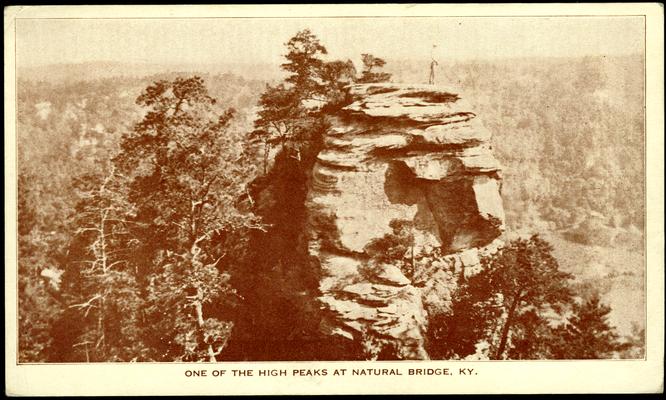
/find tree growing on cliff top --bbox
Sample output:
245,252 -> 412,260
281,29 -> 329,101
357,54 -> 392,84
250,29 -> 391,171
250,29 -> 329,167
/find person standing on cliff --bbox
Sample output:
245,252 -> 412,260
428,44 -> 438,85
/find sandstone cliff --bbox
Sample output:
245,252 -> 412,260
307,83 -> 505,359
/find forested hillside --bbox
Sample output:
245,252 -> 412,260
17,73 -> 265,361
15,39 -> 644,361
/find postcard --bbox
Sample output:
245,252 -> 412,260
4,3 -> 663,395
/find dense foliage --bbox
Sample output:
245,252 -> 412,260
17,74 -> 262,362
426,236 -> 628,360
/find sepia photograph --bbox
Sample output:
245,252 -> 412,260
4,4 -> 664,395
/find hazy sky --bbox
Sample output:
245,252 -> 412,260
16,16 -> 644,67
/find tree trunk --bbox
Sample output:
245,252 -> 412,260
97,208 -> 109,358
263,141 -> 270,175
192,289 -> 218,362
190,243 -> 218,363
494,293 -> 522,360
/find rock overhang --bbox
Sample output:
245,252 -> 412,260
306,82 -> 506,359
342,83 -> 473,124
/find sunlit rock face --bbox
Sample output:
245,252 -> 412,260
307,83 -> 505,359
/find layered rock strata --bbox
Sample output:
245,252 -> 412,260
307,83 -> 505,359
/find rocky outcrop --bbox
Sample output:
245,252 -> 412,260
306,83 -> 505,359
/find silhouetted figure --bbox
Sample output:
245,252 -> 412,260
429,58 -> 438,85
429,44 -> 438,85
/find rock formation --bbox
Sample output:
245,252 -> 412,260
306,83 -> 505,359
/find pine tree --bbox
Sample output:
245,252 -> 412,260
281,29 -> 328,101
356,54 -> 392,83
250,29 -> 336,168
64,166 -> 145,361
250,31 -> 389,171
550,293 -> 627,359
427,235 -> 574,360
113,76 -> 260,361
481,235 -> 574,359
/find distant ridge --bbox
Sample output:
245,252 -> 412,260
17,54 -> 642,86
17,61 -> 283,83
